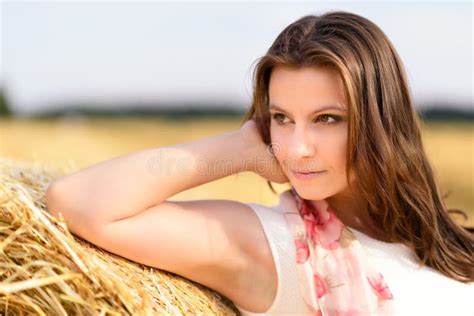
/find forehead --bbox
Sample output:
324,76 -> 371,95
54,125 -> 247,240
268,66 -> 347,111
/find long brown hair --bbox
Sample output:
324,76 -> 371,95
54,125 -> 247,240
240,11 -> 473,283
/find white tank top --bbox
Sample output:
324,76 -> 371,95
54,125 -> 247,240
235,201 -> 307,316
234,190 -> 473,316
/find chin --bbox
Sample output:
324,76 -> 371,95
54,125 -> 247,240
290,184 -> 330,201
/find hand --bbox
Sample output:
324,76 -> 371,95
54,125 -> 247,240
239,119 -> 289,184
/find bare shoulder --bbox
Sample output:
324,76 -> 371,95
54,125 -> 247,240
162,199 -> 278,313
72,198 -> 277,313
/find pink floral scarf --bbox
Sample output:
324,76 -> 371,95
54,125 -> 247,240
284,187 -> 395,316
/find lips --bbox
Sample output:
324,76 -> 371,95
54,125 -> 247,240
292,170 -> 326,180
293,170 -> 324,174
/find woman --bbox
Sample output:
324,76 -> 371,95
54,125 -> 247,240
46,11 -> 473,316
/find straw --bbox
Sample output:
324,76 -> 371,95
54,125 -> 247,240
0,157 -> 239,315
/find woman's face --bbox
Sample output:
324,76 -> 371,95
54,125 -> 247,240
268,65 -> 354,200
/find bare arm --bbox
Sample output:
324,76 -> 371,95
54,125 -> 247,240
46,127 -> 259,226
44,121 -> 288,307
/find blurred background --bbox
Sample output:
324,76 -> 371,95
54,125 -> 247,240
0,1 -> 472,224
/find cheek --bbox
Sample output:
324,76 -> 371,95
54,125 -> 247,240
319,129 -> 347,172
270,128 -> 290,167
333,137 -> 348,168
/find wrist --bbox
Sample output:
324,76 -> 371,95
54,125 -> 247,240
234,126 -> 264,174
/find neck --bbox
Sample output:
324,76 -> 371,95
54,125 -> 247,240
309,185 -> 393,242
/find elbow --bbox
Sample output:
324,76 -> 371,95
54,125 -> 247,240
45,178 -> 80,223
45,180 -> 67,220
45,180 -> 99,237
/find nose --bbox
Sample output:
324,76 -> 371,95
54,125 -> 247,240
288,125 -> 315,160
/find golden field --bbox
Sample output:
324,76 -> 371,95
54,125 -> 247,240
1,117 -> 472,226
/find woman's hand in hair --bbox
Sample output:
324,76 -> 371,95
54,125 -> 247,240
239,119 -> 289,184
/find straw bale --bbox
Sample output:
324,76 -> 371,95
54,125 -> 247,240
0,157 -> 240,315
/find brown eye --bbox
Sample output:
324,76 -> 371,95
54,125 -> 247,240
316,114 -> 340,125
272,113 -> 288,125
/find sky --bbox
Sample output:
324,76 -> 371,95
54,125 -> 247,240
1,0 -> 473,115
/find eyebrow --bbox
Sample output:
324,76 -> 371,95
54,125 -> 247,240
269,103 -> 347,115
